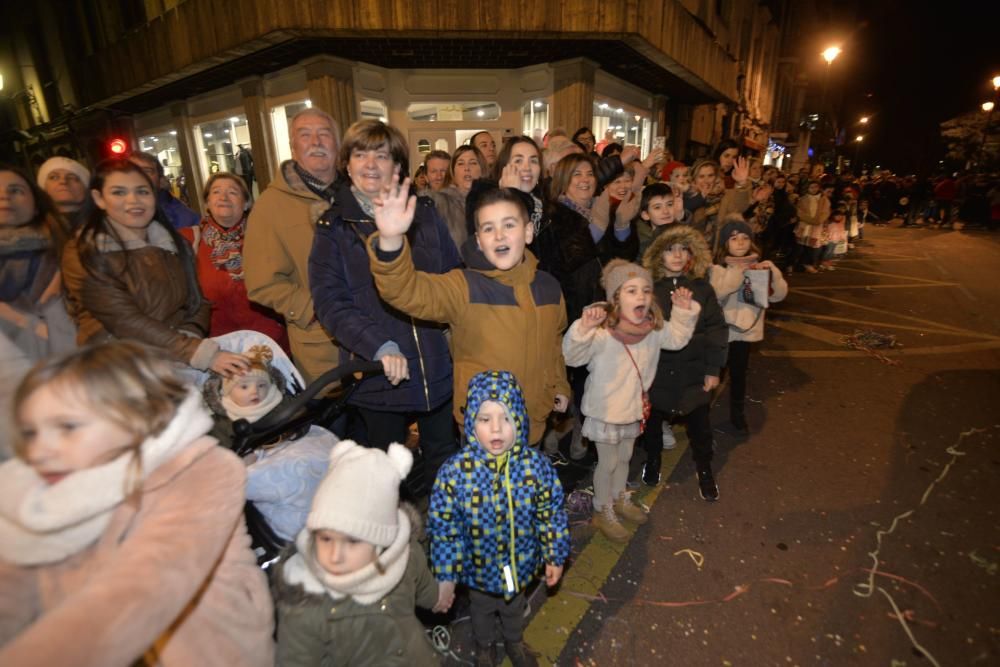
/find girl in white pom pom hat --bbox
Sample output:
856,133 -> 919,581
274,440 -> 444,666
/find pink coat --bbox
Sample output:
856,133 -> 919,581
0,439 -> 274,667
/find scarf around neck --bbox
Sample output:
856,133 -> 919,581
221,382 -> 283,423
724,253 -> 759,270
350,186 -> 377,219
558,194 -> 594,225
608,316 -> 656,345
201,215 -> 246,281
283,508 -> 412,605
0,389 -> 213,566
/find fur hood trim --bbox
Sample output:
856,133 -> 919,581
642,224 -> 712,281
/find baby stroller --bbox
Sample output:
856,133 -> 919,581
187,331 -> 382,566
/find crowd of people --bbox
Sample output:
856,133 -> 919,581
0,104 -> 995,666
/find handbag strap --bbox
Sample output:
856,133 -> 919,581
621,340 -> 643,386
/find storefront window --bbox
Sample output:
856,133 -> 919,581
406,102 -> 501,122
270,100 -> 312,163
361,99 -> 388,121
193,114 -> 251,182
592,101 -> 652,156
522,100 -> 548,144
138,129 -> 188,203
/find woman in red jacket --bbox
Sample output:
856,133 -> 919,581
181,173 -> 288,351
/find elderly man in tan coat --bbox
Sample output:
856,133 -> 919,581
244,108 -> 341,383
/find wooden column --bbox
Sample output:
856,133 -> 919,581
238,76 -> 275,191
169,102 -> 203,215
551,58 -> 598,135
303,55 -> 358,135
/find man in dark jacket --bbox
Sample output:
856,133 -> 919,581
639,225 -> 728,501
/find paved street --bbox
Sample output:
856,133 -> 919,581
511,225 -> 1000,666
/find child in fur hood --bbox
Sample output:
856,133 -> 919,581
274,440 -> 442,666
0,341 -> 273,667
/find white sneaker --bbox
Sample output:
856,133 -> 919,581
662,424 -> 677,450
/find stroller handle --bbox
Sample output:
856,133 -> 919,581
248,359 -> 384,433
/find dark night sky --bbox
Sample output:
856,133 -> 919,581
833,1 -> 998,175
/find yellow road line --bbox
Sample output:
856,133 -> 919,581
792,290 -> 983,336
831,266 -> 955,284
760,339 -> 1000,358
770,311 -> 999,340
522,439 -> 690,666
769,318 -> 845,345
793,282 -> 958,291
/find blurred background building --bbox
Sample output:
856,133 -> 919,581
1,0 -> 835,210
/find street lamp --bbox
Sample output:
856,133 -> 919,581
984,102 -> 996,112
993,75 -> 1000,90
859,116 -> 869,124
855,135 -> 864,142
822,46 -> 842,65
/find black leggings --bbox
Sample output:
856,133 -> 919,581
727,340 -> 751,416
641,403 -> 714,472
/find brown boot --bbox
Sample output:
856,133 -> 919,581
592,504 -> 629,542
614,491 -> 648,524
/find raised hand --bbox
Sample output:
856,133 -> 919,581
641,147 -> 665,170
373,170 -> 417,252
615,191 -> 640,227
580,305 -> 608,331
670,286 -> 693,311
619,145 -> 640,165
732,156 -> 750,186
753,183 -> 773,203
499,161 -> 520,189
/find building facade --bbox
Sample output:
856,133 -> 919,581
1,0 -> 798,210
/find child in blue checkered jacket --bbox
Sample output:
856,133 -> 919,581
429,370 -> 571,667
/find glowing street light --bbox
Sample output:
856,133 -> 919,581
855,135 -> 864,142
993,75 -> 1000,90
859,116 -> 869,124
822,46 -> 842,65
983,102 -> 996,112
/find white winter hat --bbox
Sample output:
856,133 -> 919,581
306,440 -> 413,547
36,157 -> 91,189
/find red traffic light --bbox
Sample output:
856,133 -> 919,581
109,138 -> 128,155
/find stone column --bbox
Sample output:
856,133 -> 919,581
303,55 -> 357,136
551,58 -> 598,135
169,102 -> 203,215
238,76 -> 275,191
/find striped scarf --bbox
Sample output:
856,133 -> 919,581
202,216 -> 246,281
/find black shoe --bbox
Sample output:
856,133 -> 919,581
475,643 -> 497,667
730,412 -> 749,434
642,460 -> 661,486
697,467 -> 719,502
504,641 -> 539,667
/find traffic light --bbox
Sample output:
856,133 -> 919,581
108,138 -> 128,155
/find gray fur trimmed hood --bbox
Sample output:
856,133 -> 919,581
642,224 -> 712,281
